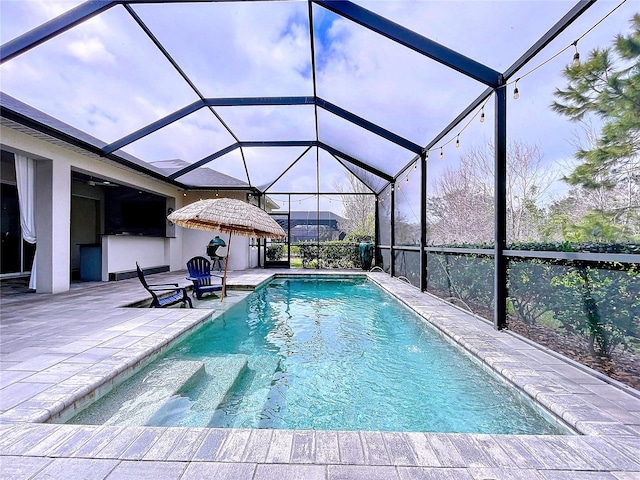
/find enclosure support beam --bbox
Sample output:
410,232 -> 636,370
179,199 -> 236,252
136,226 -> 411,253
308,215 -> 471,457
390,183 -> 396,277
0,1 -> 116,64
420,152 -> 428,292
494,79 -> 508,330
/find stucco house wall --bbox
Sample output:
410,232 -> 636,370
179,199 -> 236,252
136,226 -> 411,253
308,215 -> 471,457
0,124 -> 258,293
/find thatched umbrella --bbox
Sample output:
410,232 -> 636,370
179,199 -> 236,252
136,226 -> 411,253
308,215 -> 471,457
167,198 -> 286,300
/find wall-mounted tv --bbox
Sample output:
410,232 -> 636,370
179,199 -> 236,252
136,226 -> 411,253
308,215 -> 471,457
105,189 -> 166,237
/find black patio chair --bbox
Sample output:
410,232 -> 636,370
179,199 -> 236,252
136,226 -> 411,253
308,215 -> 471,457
186,256 -> 224,300
136,262 -> 192,308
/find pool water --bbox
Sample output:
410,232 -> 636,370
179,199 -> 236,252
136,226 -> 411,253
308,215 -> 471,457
70,276 -> 566,434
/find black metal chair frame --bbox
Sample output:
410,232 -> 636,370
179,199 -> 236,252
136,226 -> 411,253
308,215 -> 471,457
136,262 -> 192,308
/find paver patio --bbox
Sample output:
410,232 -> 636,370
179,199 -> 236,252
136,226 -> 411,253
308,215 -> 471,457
1,269 -> 639,479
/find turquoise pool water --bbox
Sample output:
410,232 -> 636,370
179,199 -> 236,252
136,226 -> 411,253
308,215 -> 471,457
70,276 -> 566,434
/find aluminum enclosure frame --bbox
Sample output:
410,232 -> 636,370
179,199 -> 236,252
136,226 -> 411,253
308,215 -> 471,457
0,0 -> 611,332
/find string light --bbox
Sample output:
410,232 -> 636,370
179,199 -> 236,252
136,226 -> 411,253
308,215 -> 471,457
415,0 -> 623,170
572,41 -> 580,67
405,176 -> 409,183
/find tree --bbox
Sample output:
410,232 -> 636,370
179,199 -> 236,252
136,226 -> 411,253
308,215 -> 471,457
334,172 -> 375,241
551,14 -> 640,190
543,123 -> 640,242
427,140 -> 556,245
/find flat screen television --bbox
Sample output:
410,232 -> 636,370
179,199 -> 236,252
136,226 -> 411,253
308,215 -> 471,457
105,190 -> 166,237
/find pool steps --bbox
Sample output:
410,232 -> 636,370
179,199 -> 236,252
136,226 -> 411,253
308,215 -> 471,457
209,355 -> 282,428
68,360 -> 206,425
67,354 -> 288,428
162,355 -> 250,427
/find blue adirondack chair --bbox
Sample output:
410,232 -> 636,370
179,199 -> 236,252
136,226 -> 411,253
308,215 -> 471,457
136,263 -> 192,308
186,256 -> 223,300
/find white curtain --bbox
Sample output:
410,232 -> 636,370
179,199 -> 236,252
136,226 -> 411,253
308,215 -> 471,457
15,154 -> 37,289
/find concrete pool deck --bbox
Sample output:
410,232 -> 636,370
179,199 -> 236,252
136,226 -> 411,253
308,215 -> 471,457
1,269 -> 639,479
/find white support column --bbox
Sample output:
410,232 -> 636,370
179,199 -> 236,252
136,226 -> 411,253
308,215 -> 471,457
35,158 -> 71,293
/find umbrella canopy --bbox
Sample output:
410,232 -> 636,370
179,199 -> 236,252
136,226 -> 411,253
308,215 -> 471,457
167,198 -> 285,238
167,198 -> 286,301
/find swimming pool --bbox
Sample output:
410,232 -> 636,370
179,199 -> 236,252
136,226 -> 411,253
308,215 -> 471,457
69,276 -> 567,434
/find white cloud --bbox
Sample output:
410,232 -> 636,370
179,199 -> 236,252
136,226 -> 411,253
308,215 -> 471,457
2,0 -> 637,194
68,36 -> 115,64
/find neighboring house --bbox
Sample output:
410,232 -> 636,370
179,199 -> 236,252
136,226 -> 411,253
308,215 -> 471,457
283,211 -> 346,243
0,93 -> 260,293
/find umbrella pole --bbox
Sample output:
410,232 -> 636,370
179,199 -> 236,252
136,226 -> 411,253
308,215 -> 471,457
221,232 -> 232,301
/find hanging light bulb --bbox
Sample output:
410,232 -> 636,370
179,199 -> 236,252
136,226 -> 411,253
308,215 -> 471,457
405,176 -> 409,183
572,41 -> 580,67
440,147 -> 444,159
480,106 -> 485,123
455,135 -> 460,148
414,162 -> 417,170
426,151 -> 429,161
513,80 -> 520,100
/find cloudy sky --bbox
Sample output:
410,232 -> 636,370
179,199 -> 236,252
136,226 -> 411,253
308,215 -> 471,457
0,0 -> 636,217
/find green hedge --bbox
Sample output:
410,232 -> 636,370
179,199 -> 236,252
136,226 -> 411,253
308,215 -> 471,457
424,244 -> 639,358
298,241 -> 369,269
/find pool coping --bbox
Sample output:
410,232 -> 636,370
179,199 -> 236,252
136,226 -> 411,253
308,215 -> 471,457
1,269 -> 639,478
